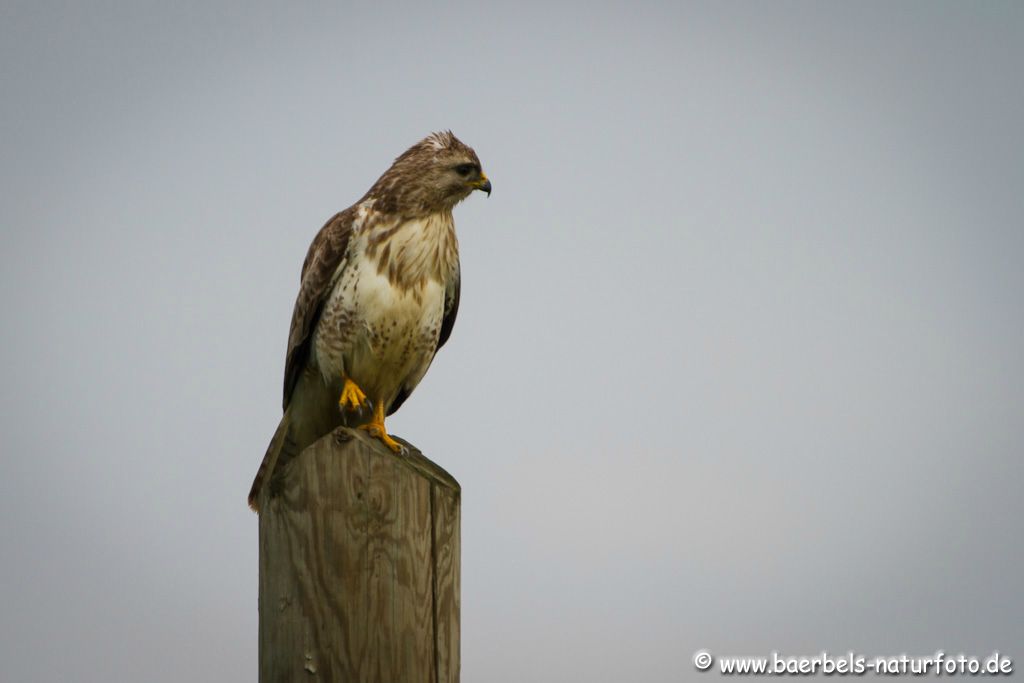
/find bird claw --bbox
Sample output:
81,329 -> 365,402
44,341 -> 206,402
359,422 -> 405,454
339,378 -> 369,411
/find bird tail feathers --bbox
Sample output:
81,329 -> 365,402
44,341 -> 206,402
248,410 -> 295,512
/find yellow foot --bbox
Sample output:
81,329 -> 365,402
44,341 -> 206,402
358,399 -> 405,453
360,422 -> 405,453
338,378 -> 368,411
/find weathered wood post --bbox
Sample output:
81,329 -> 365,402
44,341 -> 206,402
257,427 -> 461,682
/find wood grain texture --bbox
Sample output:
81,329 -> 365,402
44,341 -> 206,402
258,427 -> 460,683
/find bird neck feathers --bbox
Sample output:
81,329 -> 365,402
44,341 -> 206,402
364,210 -> 458,292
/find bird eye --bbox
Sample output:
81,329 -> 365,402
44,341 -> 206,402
454,163 -> 475,176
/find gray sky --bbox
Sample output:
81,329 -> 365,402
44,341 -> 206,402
2,1 -> 1022,681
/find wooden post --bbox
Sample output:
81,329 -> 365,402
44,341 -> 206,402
257,427 -> 461,682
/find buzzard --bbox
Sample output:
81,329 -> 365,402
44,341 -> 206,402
248,131 -> 490,511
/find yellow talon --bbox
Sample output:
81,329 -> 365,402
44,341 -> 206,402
338,378 -> 368,411
360,422 -> 404,452
359,400 -> 404,453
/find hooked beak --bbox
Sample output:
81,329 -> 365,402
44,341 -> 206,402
473,173 -> 492,197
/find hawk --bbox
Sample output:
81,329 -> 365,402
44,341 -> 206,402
248,131 -> 490,511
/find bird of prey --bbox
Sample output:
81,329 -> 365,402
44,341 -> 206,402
248,131 -> 490,511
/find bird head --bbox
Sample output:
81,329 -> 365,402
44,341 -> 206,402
367,131 -> 490,215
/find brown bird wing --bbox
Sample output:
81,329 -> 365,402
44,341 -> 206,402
282,209 -> 354,410
387,265 -> 460,416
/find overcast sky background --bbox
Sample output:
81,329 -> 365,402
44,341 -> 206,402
2,2 -> 1022,681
